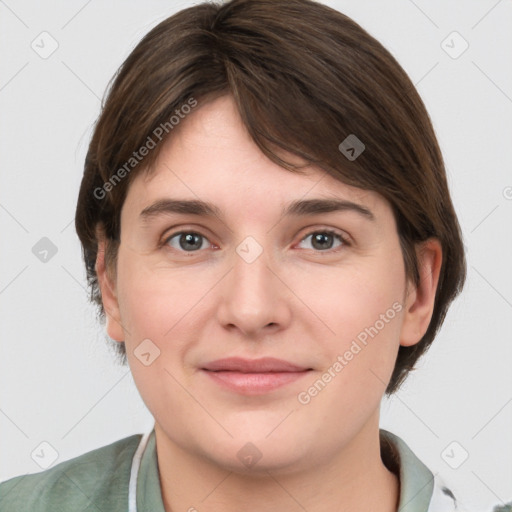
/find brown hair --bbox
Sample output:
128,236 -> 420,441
75,0 -> 466,395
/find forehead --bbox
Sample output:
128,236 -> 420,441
123,95 -> 384,219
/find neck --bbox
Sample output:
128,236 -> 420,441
154,413 -> 399,512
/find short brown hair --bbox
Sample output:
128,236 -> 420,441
75,0 -> 466,395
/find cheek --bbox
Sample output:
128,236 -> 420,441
289,256 -> 406,397
290,256 -> 405,338
291,262 -> 405,416
114,253 -> 193,408
115,249 -> 219,349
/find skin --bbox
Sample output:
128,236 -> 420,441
96,94 -> 442,512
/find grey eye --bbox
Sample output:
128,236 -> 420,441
166,232 -> 208,252
298,231 -> 345,251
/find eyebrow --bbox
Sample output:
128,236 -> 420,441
139,197 -> 375,222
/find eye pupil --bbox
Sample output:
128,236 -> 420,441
180,233 -> 202,251
312,232 -> 334,250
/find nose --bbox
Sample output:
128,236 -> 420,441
216,240 -> 292,338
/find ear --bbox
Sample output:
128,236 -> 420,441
95,238 -> 124,342
400,238 -> 443,347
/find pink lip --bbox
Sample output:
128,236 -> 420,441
202,357 -> 310,373
201,357 -> 312,395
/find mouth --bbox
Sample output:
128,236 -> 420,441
201,357 -> 313,395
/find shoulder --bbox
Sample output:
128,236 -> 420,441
380,429 -> 458,512
0,433 -> 142,512
380,430 -> 512,512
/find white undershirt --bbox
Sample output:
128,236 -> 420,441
128,430 -> 152,512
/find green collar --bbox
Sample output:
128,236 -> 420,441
136,429 -> 166,512
380,429 -> 435,511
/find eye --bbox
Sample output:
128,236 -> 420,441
296,230 -> 348,252
162,229 -> 348,254
164,231 -> 211,252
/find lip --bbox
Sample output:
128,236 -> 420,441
202,357 -> 310,373
201,357 -> 313,395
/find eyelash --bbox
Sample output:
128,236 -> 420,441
161,228 -> 350,255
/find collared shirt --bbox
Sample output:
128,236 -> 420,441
0,428 -> 461,512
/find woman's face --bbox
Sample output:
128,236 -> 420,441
100,94 -> 435,473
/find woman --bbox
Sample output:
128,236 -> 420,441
1,0 -> 482,510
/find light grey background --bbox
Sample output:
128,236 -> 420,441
1,1 -> 511,510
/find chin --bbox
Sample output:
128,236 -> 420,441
199,430 -> 312,475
